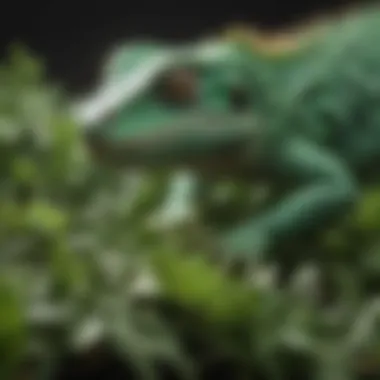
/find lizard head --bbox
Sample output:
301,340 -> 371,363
74,40 -> 261,169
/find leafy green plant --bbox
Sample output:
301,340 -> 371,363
3,45 -> 380,380
0,46 -> 192,380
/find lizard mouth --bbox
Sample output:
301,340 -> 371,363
86,113 -> 257,168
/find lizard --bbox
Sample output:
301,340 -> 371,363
73,5 -> 380,267
78,16 -> 329,233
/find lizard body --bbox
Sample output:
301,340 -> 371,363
75,5 -> 380,264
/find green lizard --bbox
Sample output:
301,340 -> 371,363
74,6 -> 380,266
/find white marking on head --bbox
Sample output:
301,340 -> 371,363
72,52 -> 173,128
72,40 -> 238,129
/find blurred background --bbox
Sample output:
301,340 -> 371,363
1,0 -> 375,94
2,0 -> 380,379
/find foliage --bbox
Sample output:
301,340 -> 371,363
0,46 -> 189,380
2,46 -> 380,380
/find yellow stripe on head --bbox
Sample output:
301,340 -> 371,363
222,20 -> 326,58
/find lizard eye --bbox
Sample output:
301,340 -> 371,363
229,85 -> 251,111
156,67 -> 198,106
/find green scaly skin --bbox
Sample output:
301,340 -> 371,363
75,6 -> 380,266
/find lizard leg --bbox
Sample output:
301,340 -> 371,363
220,137 -> 358,264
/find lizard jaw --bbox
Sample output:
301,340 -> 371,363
86,115 -> 257,168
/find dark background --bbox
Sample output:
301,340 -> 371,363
0,0 -> 377,94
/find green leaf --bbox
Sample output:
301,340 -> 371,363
0,278 -> 26,379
